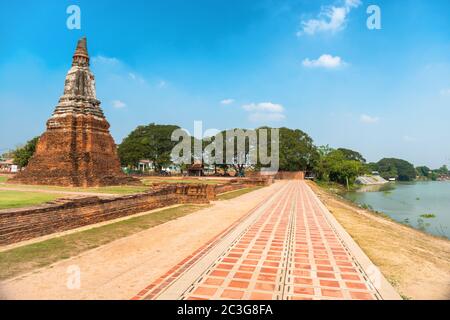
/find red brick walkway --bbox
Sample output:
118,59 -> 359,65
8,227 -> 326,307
133,181 -> 384,300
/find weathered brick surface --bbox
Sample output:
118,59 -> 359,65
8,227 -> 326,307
213,177 -> 272,194
0,184 -> 212,246
274,171 -> 304,180
214,183 -> 246,195
0,177 -> 274,246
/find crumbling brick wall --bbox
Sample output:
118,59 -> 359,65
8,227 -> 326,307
214,183 -> 246,195
0,178 -> 274,246
0,184 -> 213,246
214,177 -> 273,194
274,171 -> 304,180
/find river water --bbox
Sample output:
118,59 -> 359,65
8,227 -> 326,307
344,181 -> 450,239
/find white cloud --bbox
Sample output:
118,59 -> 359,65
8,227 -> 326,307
440,88 -> 450,96
298,0 -> 361,36
242,102 -> 285,123
302,54 -> 345,69
91,55 -> 120,65
111,100 -> 127,109
345,0 -> 362,8
220,98 -> 235,105
360,114 -> 379,124
242,102 -> 284,113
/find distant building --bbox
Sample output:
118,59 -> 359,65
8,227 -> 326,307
136,160 -> 181,174
203,164 -> 216,176
187,162 -> 204,176
0,159 -> 15,173
164,165 -> 181,175
138,160 -> 155,172
355,175 -> 388,185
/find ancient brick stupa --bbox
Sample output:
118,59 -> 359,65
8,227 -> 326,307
9,37 -> 140,187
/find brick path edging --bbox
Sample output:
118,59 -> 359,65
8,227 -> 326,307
305,183 -> 401,300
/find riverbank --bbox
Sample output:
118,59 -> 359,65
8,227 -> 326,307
308,181 -> 450,300
344,180 -> 450,239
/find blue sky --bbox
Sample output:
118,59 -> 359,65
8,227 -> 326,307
0,0 -> 449,168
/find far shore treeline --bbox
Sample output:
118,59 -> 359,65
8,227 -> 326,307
3,123 -> 449,188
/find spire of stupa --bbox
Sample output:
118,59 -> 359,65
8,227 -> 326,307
72,37 -> 90,67
51,36 -> 104,119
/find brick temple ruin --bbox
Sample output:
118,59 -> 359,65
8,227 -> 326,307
9,37 -> 139,187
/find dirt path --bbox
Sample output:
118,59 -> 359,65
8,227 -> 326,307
308,181 -> 450,300
0,182 -> 285,300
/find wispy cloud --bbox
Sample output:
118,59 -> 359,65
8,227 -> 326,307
128,72 -> 146,84
360,114 -> 379,124
92,55 -> 120,66
440,88 -> 450,96
298,0 -> 361,36
157,80 -> 167,89
220,98 -> 235,105
242,102 -> 285,123
242,102 -> 284,113
302,54 -> 345,69
111,100 -> 127,109
93,56 -> 150,85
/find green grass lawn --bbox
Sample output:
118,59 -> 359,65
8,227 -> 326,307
2,183 -> 151,195
0,204 -> 204,280
3,176 -> 226,193
216,187 -> 262,201
142,178 -> 227,185
0,190 -> 61,210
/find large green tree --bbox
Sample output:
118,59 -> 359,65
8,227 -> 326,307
13,136 -> 40,168
315,149 -> 364,188
277,127 -> 319,172
203,128 -> 262,176
377,158 -> 416,181
337,148 -> 366,163
436,165 -> 449,175
416,166 -> 431,177
201,127 -> 319,176
252,127 -> 319,173
118,123 -> 180,170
